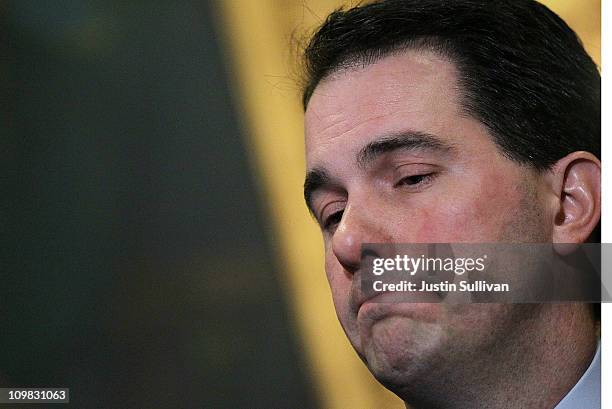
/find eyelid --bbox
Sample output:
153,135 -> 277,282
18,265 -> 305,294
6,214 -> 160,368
395,173 -> 436,188
319,200 -> 346,228
393,163 -> 441,187
323,209 -> 344,232
393,163 -> 440,177
393,162 -> 439,171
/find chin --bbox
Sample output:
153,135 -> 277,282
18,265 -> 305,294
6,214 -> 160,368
360,315 -> 445,387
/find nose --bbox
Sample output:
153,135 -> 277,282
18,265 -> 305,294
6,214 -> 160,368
331,203 -> 391,274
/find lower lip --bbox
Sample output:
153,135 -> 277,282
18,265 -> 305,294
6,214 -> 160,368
357,293 -> 441,323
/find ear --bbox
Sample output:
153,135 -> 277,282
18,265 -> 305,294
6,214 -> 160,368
549,151 -> 600,246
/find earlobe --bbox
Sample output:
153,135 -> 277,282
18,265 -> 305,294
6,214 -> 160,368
551,152 -> 601,247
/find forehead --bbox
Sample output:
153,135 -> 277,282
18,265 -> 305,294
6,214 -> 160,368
307,49 -> 459,119
304,49 -> 481,167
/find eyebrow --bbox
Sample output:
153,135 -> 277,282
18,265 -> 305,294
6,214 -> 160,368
303,131 -> 454,215
356,131 -> 455,169
304,168 -> 333,216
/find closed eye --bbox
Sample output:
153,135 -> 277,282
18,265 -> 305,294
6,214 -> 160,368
323,209 -> 344,232
395,173 -> 435,188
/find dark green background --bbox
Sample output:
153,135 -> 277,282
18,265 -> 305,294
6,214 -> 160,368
1,1 -> 316,408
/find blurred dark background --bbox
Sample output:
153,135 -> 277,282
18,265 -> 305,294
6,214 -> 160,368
1,1 -> 316,408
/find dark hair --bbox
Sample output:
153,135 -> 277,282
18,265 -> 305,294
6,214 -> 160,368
301,0 -> 600,170
302,0 -> 601,318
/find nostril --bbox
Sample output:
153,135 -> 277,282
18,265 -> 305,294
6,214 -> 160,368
361,248 -> 381,264
361,248 -> 378,256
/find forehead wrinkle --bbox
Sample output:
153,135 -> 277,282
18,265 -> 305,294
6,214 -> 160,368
310,112 -> 348,140
307,85 -> 406,144
311,110 -> 403,149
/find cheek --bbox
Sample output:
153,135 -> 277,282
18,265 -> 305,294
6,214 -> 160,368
407,175 -> 525,242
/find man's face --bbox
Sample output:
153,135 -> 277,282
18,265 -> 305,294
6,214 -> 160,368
304,50 -> 553,388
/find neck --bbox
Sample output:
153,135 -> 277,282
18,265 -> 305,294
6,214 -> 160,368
399,303 -> 597,409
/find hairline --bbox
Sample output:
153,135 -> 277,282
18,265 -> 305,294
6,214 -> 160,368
304,42 -> 542,172
303,38 -> 458,110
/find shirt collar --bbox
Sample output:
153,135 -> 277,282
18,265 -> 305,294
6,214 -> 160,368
555,341 -> 601,409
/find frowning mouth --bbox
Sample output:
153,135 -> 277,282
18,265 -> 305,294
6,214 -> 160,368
351,287 -> 445,325
351,290 -> 418,316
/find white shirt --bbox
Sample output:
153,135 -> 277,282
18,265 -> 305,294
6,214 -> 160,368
555,342 -> 601,409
